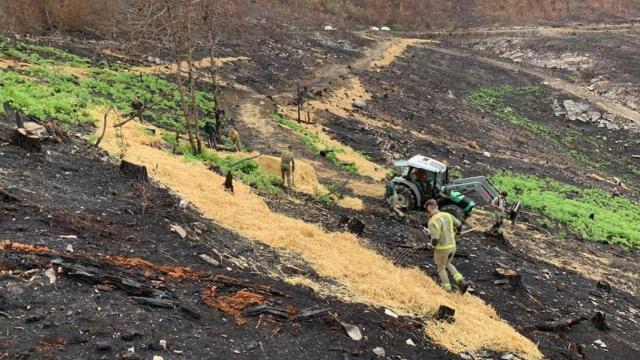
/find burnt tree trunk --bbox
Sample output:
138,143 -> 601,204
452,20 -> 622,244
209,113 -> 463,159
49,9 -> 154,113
436,305 -> 455,323
12,128 -> 42,152
120,160 -> 149,182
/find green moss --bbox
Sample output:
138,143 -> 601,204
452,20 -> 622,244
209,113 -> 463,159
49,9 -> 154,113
492,172 -> 640,248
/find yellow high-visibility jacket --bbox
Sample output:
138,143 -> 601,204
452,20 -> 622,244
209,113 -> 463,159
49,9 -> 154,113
428,211 -> 461,250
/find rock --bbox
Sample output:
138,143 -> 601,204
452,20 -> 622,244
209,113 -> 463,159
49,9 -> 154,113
587,110 -> 602,121
552,99 -> 565,116
373,347 -> 386,357
576,113 -> 590,122
178,199 -> 189,209
460,354 -> 472,360
193,222 -> 208,231
23,121 -> 49,138
482,151 -> 491,157
370,26 -> 380,31
447,90 -> 456,99
152,356 -> 164,360
406,338 -> 416,346
96,341 -> 112,351
353,100 -> 366,109
594,339 -> 607,348
170,224 -> 187,239
340,322 -> 362,341
384,308 -> 398,318
380,26 -> 391,31
44,267 -> 57,284
563,100 -> 590,121
66,244 -> 74,253
198,254 -> 220,267
501,354 -> 514,360
159,339 -> 167,350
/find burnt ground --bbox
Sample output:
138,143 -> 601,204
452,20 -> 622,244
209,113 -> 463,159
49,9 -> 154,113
4,26 -> 640,360
443,30 -> 640,131
0,117 -> 453,359
448,30 -> 640,89
263,186 -> 640,360
220,31 -> 373,94
256,31 -> 640,359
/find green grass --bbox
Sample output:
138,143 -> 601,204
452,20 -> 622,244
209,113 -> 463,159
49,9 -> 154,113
466,85 -> 551,135
0,40 -> 214,129
492,172 -> 640,248
271,113 -> 359,175
177,144 -> 282,194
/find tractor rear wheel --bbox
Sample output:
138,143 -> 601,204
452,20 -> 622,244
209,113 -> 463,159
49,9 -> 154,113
441,204 -> 466,224
395,184 -> 417,210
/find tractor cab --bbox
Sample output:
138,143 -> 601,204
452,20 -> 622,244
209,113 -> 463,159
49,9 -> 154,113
393,156 -> 448,201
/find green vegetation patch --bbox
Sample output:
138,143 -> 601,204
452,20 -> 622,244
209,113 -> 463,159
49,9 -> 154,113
0,40 -> 214,129
178,144 -> 282,194
466,85 -> 550,135
272,113 -> 359,175
492,172 -> 640,248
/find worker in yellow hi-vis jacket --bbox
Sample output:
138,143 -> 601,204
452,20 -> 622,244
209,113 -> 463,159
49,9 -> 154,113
426,199 -> 469,294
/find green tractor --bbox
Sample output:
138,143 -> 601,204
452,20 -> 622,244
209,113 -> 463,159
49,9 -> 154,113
389,155 -> 506,222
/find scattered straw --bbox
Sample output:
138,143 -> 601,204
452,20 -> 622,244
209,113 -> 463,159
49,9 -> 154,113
337,196 -> 364,210
131,56 -> 249,75
95,111 -> 542,359
255,155 -> 326,195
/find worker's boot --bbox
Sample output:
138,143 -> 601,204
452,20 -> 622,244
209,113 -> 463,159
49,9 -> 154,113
440,282 -> 453,293
453,273 -> 469,295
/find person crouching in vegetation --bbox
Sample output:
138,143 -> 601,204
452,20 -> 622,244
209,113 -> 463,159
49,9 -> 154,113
229,127 -> 241,152
490,191 -> 509,233
384,175 -> 405,219
426,199 -> 469,294
204,120 -> 218,150
280,145 -> 295,188
130,96 -> 145,123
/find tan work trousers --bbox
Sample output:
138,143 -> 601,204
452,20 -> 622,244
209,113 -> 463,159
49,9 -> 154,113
281,165 -> 293,188
434,248 -> 462,291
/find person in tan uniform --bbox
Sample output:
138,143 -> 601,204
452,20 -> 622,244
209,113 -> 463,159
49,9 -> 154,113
426,199 -> 469,294
280,145 -> 295,188
229,128 -> 241,152
490,191 -> 509,233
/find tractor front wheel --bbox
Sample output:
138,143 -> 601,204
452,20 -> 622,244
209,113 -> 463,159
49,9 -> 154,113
395,184 -> 417,211
441,204 -> 466,224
